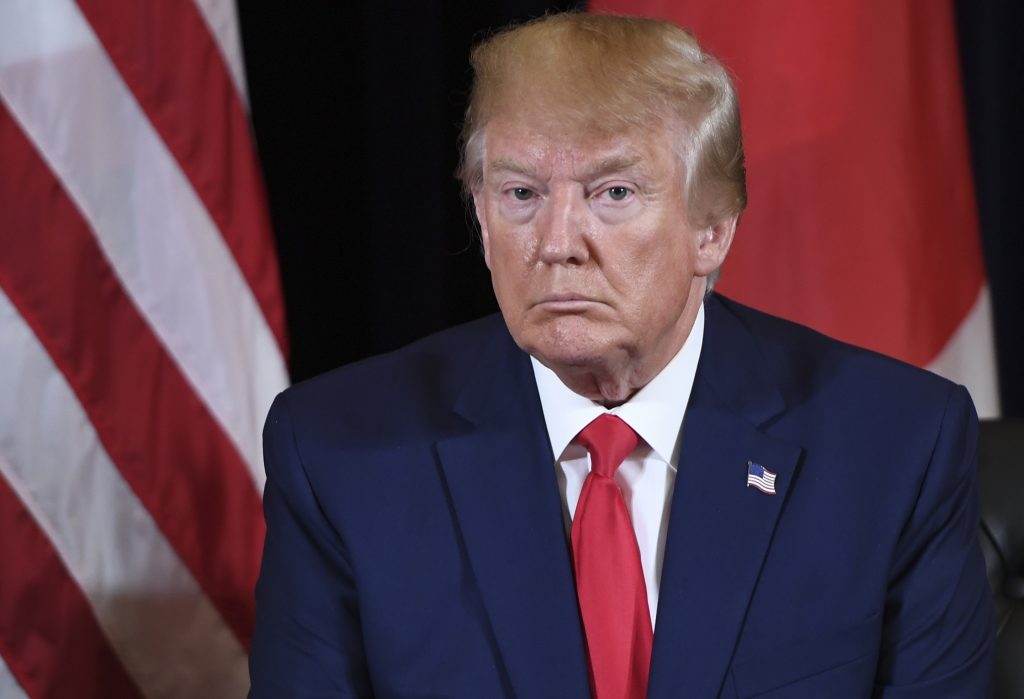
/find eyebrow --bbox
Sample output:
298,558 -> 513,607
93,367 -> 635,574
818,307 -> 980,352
487,152 -> 648,181
489,157 -> 536,177
579,153 -> 646,181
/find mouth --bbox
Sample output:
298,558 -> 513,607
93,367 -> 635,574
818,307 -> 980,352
533,293 -> 602,312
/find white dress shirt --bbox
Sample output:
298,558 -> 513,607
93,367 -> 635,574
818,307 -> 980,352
530,305 -> 704,627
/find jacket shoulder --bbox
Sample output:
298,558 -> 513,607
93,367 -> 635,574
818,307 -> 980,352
711,293 -> 963,410
268,313 -> 512,446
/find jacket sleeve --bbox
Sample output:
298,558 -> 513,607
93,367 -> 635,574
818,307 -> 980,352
873,384 -> 995,698
248,392 -> 373,698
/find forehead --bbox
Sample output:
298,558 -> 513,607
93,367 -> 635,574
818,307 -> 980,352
481,115 -> 681,180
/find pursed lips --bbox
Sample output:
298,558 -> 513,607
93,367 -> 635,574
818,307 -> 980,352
532,293 -> 604,311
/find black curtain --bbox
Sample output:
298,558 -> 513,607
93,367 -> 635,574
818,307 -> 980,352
239,2 -> 1023,415
954,1 -> 1024,416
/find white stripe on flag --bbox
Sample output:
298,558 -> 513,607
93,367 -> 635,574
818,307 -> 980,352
0,289 -> 250,699
0,653 -> 30,699
191,0 -> 250,103
0,0 -> 287,488
927,285 -> 1000,419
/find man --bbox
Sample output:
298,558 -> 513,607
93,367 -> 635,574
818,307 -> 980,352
249,12 -> 993,698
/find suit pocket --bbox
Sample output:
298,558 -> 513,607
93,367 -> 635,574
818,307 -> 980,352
729,612 -> 882,698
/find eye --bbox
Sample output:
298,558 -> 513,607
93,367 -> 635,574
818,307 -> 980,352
512,187 -> 534,201
607,186 -> 631,201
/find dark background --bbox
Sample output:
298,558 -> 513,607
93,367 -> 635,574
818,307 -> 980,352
237,1 -> 1023,415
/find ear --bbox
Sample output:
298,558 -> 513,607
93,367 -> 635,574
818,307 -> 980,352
693,215 -> 738,278
472,189 -> 493,270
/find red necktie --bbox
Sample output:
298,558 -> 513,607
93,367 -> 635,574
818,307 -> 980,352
571,414 -> 653,699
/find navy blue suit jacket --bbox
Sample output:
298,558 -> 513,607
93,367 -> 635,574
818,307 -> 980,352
249,294 -> 993,698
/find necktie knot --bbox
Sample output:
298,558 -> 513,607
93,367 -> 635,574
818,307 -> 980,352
575,414 -> 639,479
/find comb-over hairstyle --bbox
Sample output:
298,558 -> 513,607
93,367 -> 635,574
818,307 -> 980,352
459,11 -> 746,228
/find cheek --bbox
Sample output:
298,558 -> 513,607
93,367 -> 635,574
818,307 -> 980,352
490,228 -> 537,275
610,224 -> 675,277
485,230 -> 538,307
612,227 -> 695,309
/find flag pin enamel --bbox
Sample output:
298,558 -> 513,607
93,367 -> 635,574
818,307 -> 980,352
747,461 -> 777,495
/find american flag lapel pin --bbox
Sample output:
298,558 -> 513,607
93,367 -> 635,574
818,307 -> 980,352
747,461 -> 777,495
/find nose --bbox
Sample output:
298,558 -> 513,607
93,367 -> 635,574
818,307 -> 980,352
538,187 -> 590,266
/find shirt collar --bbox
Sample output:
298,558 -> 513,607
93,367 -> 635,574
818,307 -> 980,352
530,303 -> 704,468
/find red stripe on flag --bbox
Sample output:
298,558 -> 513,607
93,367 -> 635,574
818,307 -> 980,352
0,103 -> 263,647
74,0 -> 289,356
589,1 -> 984,367
0,475 -> 143,699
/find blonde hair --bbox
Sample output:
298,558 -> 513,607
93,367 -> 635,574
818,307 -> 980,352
458,11 -> 746,228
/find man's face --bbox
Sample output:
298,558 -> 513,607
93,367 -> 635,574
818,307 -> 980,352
474,116 -> 733,403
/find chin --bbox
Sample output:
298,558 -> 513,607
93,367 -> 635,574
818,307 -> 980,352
516,318 -> 620,371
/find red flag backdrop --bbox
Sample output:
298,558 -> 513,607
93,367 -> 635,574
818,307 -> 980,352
590,0 -> 999,416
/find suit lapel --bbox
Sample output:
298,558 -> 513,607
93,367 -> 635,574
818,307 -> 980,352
648,297 -> 805,698
436,326 -> 590,698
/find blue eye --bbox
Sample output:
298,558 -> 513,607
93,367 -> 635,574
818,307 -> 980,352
607,186 -> 630,201
512,187 -> 534,201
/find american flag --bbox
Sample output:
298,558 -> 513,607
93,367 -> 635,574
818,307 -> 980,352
747,462 -> 777,495
0,1 -> 287,697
